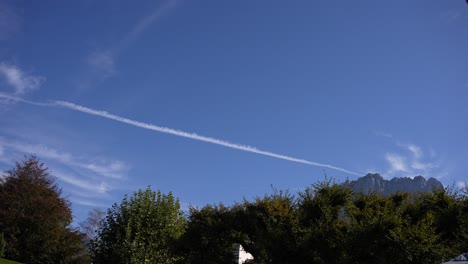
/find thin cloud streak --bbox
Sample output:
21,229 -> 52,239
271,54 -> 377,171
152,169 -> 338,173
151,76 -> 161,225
52,170 -> 109,194
115,0 -> 178,53
0,93 -> 361,176
0,135 -> 127,205
85,0 -> 179,80
71,198 -> 109,208
0,92 -> 51,106
54,101 -> 361,176
0,137 -> 128,179
0,1 -> 21,41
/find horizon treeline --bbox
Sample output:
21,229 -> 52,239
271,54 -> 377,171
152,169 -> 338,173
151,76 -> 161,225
1,156 -> 467,264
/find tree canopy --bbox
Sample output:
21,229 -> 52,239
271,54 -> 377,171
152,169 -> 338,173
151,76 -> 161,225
2,156 -> 467,264
179,180 -> 468,264
0,156 -> 88,264
90,186 -> 186,264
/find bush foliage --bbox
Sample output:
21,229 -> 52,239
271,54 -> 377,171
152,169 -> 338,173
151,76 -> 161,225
1,157 -> 467,264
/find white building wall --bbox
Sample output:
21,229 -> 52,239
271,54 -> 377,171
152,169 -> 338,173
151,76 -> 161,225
238,244 -> 254,264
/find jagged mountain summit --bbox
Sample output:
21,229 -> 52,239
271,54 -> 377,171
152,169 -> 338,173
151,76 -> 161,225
347,173 -> 443,195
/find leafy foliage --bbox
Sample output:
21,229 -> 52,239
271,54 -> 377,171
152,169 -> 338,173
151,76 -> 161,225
177,204 -> 238,264
90,186 -> 186,264
3,156 -> 467,264
177,180 -> 468,264
233,189 -> 300,264
0,156 -> 88,264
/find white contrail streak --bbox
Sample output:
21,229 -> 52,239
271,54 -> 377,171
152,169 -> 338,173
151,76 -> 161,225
54,101 -> 361,176
0,93 -> 361,176
0,92 -> 52,107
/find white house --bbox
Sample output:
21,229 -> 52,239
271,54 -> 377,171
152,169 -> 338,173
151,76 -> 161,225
233,243 -> 254,264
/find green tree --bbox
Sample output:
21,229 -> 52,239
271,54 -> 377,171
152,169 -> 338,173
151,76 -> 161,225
91,186 -> 186,264
233,189 -> 300,264
411,187 -> 468,259
346,191 -> 446,264
297,180 -> 353,263
177,178 -> 468,264
177,204 -> 238,264
179,189 -> 301,264
0,156 -> 89,264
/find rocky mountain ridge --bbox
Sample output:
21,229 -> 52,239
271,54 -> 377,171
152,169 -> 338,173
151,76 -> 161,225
347,173 -> 443,195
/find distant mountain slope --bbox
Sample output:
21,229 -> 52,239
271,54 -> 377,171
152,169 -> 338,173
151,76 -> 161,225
347,173 -> 443,195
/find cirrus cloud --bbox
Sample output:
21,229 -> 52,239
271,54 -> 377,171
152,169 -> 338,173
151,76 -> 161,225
384,142 -> 439,178
0,62 -> 45,95
0,137 -> 130,208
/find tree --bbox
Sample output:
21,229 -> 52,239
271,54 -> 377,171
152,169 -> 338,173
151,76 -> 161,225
344,191 -> 446,264
177,204 -> 238,264
233,189 -> 301,264
176,178 -> 468,264
297,180 -> 353,263
179,189 -> 301,264
80,208 -> 105,245
91,186 -> 186,264
410,187 -> 468,259
0,156 -> 89,263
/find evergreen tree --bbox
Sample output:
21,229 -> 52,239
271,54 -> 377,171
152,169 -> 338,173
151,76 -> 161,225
0,156 -> 88,263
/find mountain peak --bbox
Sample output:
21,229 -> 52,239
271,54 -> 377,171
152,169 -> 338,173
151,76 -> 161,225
348,174 -> 443,195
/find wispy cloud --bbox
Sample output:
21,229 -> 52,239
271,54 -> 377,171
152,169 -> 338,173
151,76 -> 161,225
375,131 -> 441,178
81,160 -> 128,179
0,62 -> 45,95
52,170 -> 110,194
0,91 -> 52,106
0,93 -> 361,176
373,130 -> 393,139
403,143 -> 436,172
411,161 -> 433,171
0,138 -> 129,179
71,198 -> 109,208
0,1 -> 21,41
116,0 -> 178,52
87,51 -> 115,78
0,136 -> 129,206
385,153 -> 408,172
85,0 -> 178,81
0,133 -> 129,206
407,144 -> 422,159
383,141 -> 440,178
440,10 -> 462,23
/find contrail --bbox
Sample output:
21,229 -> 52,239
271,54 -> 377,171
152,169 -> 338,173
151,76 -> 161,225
53,101 -> 361,176
0,93 -> 361,176
0,92 -> 53,107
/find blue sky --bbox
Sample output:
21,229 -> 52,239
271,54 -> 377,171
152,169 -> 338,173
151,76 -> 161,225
0,0 -> 467,223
